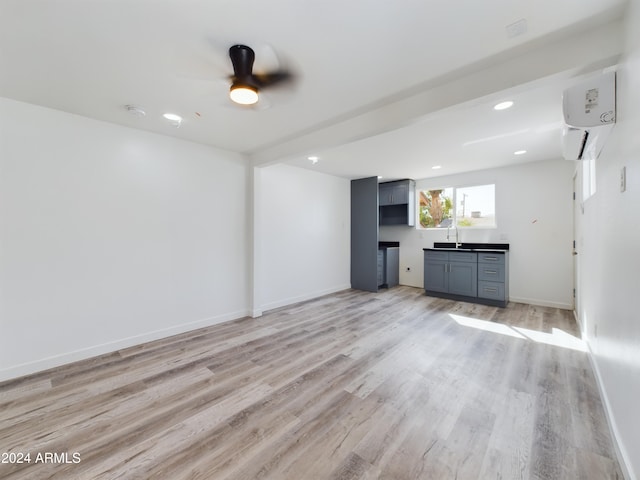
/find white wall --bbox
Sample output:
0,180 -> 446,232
380,159 -> 575,308
257,163 -> 350,311
575,2 -> 640,477
0,98 -> 250,381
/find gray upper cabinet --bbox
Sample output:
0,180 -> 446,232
379,182 -> 410,206
379,179 -> 415,226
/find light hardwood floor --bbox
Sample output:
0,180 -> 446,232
0,287 -> 624,479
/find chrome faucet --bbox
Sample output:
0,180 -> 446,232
446,225 -> 461,248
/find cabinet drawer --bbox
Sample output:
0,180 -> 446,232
424,250 -> 448,261
478,264 -> 505,282
449,251 -> 477,263
478,281 -> 505,301
478,252 -> 505,265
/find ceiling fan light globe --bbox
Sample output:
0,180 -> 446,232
230,85 -> 259,105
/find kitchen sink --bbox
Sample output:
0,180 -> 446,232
432,242 -> 510,251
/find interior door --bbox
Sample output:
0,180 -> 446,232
573,172 -> 580,320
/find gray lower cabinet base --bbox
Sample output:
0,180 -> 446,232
423,248 -> 509,307
423,289 -> 508,307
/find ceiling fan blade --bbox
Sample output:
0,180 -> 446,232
254,71 -> 293,88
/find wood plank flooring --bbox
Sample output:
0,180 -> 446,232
0,287 -> 624,479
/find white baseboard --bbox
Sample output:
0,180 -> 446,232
0,309 -> 250,383
399,287 -> 574,310
259,284 -> 351,313
508,295 -> 573,310
577,314 -> 636,480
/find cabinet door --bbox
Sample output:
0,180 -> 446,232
449,262 -> 478,296
378,184 -> 394,206
379,181 -> 410,206
351,177 -> 379,292
391,183 -> 409,204
424,259 -> 448,293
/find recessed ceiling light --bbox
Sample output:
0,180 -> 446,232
307,156 -> 319,164
432,165 -> 442,170
162,113 -> 182,127
494,101 -> 514,111
514,150 -> 527,155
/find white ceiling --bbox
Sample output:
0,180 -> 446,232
0,0 -> 628,179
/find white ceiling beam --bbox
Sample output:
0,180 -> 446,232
249,19 -> 624,167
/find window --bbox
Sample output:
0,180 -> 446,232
419,187 -> 454,228
419,184 -> 495,229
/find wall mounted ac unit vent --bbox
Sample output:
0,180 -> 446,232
562,71 -> 616,160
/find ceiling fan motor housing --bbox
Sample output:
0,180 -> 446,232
230,44 -> 258,88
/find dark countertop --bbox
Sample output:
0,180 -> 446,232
424,242 -> 509,253
423,248 -> 508,253
379,241 -> 400,249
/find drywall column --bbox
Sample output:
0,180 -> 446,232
250,165 -> 263,318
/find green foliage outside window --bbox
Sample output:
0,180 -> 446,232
419,189 -> 453,228
419,184 -> 496,229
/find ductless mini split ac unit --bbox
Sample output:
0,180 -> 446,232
562,70 -> 616,161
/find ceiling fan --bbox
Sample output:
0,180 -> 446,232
228,44 -> 293,106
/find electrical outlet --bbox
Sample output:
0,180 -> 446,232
620,166 -> 626,192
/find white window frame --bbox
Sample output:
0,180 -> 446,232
417,183 -> 496,229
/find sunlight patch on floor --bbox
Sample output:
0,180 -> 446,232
449,314 -> 587,352
450,314 -> 526,339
